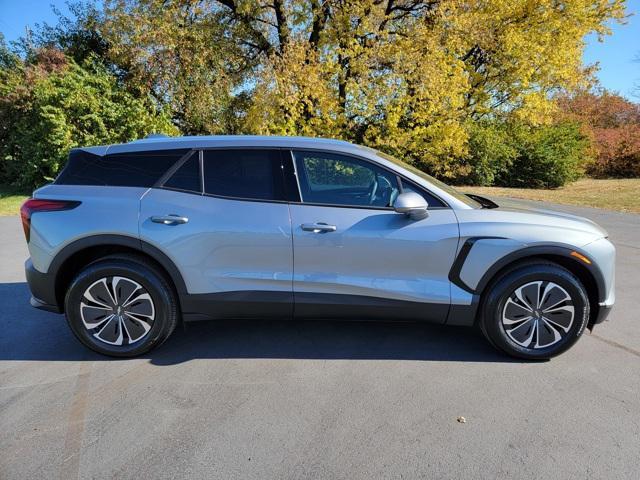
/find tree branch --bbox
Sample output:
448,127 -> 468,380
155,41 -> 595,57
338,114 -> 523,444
272,0 -> 289,53
309,0 -> 331,48
215,0 -> 275,56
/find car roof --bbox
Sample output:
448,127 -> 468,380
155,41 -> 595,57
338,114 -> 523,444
79,135 -> 370,157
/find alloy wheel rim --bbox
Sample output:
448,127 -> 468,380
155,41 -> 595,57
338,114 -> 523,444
501,280 -> 574,349
80,276 -> 155,346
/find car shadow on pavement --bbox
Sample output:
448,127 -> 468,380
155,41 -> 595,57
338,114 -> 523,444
0,282 -> 526,364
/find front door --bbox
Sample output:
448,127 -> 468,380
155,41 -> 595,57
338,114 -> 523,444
289,150 -> 459,322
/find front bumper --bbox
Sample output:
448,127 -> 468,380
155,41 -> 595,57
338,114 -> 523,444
592,302 -> 613,326
581,237 -> 615,327
25,258 -> 61,313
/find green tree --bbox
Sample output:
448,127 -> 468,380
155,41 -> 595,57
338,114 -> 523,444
102,0 -> 243,134
0,45 -> 176,189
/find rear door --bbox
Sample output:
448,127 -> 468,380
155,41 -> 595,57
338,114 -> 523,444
288,150 -> 460,322
139,149 -> 294,320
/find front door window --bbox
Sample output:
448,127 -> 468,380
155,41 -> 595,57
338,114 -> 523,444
293,150 -> 400,208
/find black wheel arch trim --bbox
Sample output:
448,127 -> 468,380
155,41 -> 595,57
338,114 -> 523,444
44,234 -> 189,311
449,237 -> 607,302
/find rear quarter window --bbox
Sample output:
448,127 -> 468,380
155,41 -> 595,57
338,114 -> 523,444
56,149 -> 189,187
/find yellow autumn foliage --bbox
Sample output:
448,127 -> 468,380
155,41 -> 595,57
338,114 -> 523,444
101,0 -> 626,177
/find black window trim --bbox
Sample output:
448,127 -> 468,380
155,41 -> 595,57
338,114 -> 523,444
151,145 -> 450,210
199,149 -> 205,194
156,147 -> 292,204
281,149 -> 302,203
398,177 -> 448,209
287,148 -> 450,211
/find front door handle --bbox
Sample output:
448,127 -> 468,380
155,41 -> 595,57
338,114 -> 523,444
301,222 -> 337,233
151,214 -> 189,225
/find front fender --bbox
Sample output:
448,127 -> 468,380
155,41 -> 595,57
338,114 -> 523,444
449,237 -> 608,303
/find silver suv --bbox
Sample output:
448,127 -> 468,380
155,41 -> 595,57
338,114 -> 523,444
22,135 -> 615,359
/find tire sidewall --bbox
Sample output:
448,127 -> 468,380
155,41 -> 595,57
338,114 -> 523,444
483,265 -> 589,360
65,260 -> 173,357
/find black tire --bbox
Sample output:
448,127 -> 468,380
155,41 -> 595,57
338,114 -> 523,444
480,261 -> 589,360
64,254 -> 178,357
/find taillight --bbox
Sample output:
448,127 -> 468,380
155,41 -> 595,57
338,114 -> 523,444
20,199 -> 81,243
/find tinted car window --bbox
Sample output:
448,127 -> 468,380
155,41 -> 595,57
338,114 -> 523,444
293,150 -> 399,208
203,149 -> 285,201
56,149 -> 189,187
163,152 -> 201,193
400,179 -> 446,208
376,150 -> 477,208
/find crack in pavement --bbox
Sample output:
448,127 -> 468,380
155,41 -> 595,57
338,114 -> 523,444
615,242 -> 640,251
60,361 -> 93,480
589,333 -> 640,359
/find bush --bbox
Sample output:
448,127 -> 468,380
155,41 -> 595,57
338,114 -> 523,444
461,121 -> 589,188
459,121 -> 517,186
0,48 -> 177,190
497,122 -> 589,188
587,126 -> 640,177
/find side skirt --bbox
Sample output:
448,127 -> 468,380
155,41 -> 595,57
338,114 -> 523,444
180,291 -> 293,322
446,298 -> 480,327
180,291 -> 455,324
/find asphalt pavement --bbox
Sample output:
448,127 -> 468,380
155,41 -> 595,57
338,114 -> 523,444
1,199 -> 639,479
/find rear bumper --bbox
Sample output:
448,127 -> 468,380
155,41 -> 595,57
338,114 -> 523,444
25,258 -> 61,313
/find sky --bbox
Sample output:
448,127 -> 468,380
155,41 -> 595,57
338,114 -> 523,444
0,0 -> 638,99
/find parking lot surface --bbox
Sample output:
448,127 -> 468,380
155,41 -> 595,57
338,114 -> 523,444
1,199 -> 639,479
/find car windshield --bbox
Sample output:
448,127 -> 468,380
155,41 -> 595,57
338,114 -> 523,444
374,150 -> 481,208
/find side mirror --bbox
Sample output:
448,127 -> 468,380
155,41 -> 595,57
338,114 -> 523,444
393,192 -> 428,220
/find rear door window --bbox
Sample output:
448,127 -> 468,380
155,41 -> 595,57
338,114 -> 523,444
163,152 -> 201,193
202,149 -> 286,201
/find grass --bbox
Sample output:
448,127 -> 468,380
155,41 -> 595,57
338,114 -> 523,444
459,178 -> 640,214
0,185 -> 29,216
1,179 -> 638,216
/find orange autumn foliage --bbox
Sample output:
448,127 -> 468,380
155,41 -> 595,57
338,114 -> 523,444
558,91 -> 640,177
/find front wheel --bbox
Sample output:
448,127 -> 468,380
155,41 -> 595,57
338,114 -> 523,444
64,255 -> 178,357
480,262 -> 589,360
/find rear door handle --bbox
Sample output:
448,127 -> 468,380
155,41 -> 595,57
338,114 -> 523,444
301,222 -> 337,233
151,214 -> 189,225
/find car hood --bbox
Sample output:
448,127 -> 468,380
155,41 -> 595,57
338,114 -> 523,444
489,197 -> 609,239
457,195 -> 609,245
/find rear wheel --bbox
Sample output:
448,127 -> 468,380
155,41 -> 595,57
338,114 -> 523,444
480,262 -> 589,360
64,255 -> 178,357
